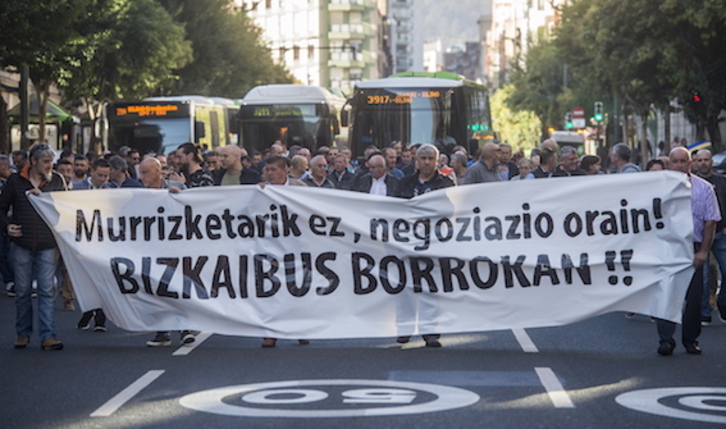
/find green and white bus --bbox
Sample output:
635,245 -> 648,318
346,71 -> 495,158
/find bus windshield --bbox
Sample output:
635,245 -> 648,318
107,118 -> 190,155
238,104 -> 329,153
350,87 -> 456,156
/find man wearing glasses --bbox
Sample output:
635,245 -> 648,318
0,143 -> 67,350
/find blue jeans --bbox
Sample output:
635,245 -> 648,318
12,245 -> 58,340
703,232 -> 726,318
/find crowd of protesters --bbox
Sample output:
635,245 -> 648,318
1,135 -> 723,354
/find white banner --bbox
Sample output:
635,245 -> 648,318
31,171 -> 694,339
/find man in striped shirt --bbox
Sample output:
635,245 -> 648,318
657,147 -> 721,356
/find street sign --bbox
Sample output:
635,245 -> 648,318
572,107 -> 585,118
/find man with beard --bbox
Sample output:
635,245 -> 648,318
0,143 -> 67,350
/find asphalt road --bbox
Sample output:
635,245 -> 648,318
2,294 -> 726,428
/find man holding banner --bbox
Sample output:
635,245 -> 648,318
656,147 -> 720,356
0,143 -> 66,351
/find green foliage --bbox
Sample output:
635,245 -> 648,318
491,85 -> 541,152
506,40 -> 566,137
509,0 -> 726,149
63,0 -> 193,110
158,0 -> 293,98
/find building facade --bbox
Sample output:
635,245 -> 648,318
239,0 -> 388,94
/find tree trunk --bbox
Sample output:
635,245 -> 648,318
706,114 -> 723,153
0,96 -> 8,154
663,103 -> 670,154
641,111 -> 649,164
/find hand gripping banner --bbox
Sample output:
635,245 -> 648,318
31,171 -> 694,339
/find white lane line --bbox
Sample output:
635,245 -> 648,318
512,328 -> 539,353
535,367 -> 575,409
91,370 -> 165,417
172,331 -> 213,356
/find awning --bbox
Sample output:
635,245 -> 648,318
7,97 -> 76,122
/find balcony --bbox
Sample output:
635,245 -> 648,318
329,23 -> 366,40
328,51 -> 365,68
328,0 -> 365,12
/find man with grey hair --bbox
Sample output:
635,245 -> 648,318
303,155 -> 335,188
397,143 -> 455,348
450,152 -> 469,185
498,143 -> 519,180
108,155 -> 143,188
0,143 -> 67,350
553,146 -> 586,177
610,142 -> 640,173
463,142 -> 503,184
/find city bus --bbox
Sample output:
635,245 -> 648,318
346,71 -> 495,158
237,84 -> 348,154
99,96 -> 238,155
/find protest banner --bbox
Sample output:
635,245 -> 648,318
30,171 -> 694,339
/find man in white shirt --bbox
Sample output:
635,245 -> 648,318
352,154 -> 400,197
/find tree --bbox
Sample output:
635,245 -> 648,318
506,40 -> 567,138
0,1 -> 88,146
490,84 -> 541,153
159,0 -> 293,98
62,0 -> 192,120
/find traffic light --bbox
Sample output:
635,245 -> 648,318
691,89 -> 702,103
594,101 -> 604,122
565,112 -> 573,129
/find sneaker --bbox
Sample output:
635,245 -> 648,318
94,324 -> 107,332
77,312 -> 93,330
425,339 -> 442,348
624,312 -> 636,319
31,288 -> 37,298
6,282 -> 15,297
180,330 -> 196,344
146,332 -> 171,347
14,336 -> 29,349
701,316 -> 712,327
396,336 -> 411,344
40,336 -> 64,351
63,299 -> 75,311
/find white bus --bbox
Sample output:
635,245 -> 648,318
237,84 -> 348,153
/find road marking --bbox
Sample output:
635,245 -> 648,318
512,328 -> 539,353
179,379 -> 480,417
616,387 -> 726,424
91,370 -> 165,417
173,332 -> 212,356
535,367 -> 574,408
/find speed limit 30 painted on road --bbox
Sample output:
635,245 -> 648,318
179,379 -> 480,418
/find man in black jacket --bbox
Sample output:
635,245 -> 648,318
397,144 -> 455,348
352,154 -> 400,197
0,143 -> 66,351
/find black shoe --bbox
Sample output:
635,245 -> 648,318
684,343 -> 702,355
657,342 -> 674,356
701,316 -> 712,327
425,339 -> 442,348
396,336 -> 411,344
77,312 -> 93,330
94,324 -> 107,332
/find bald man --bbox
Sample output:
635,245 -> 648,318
463,142 -> 502,184
352,154 -> 400,196
213,145 -> 261,186
656,147 -> 720,356
139,158 -> 185,191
